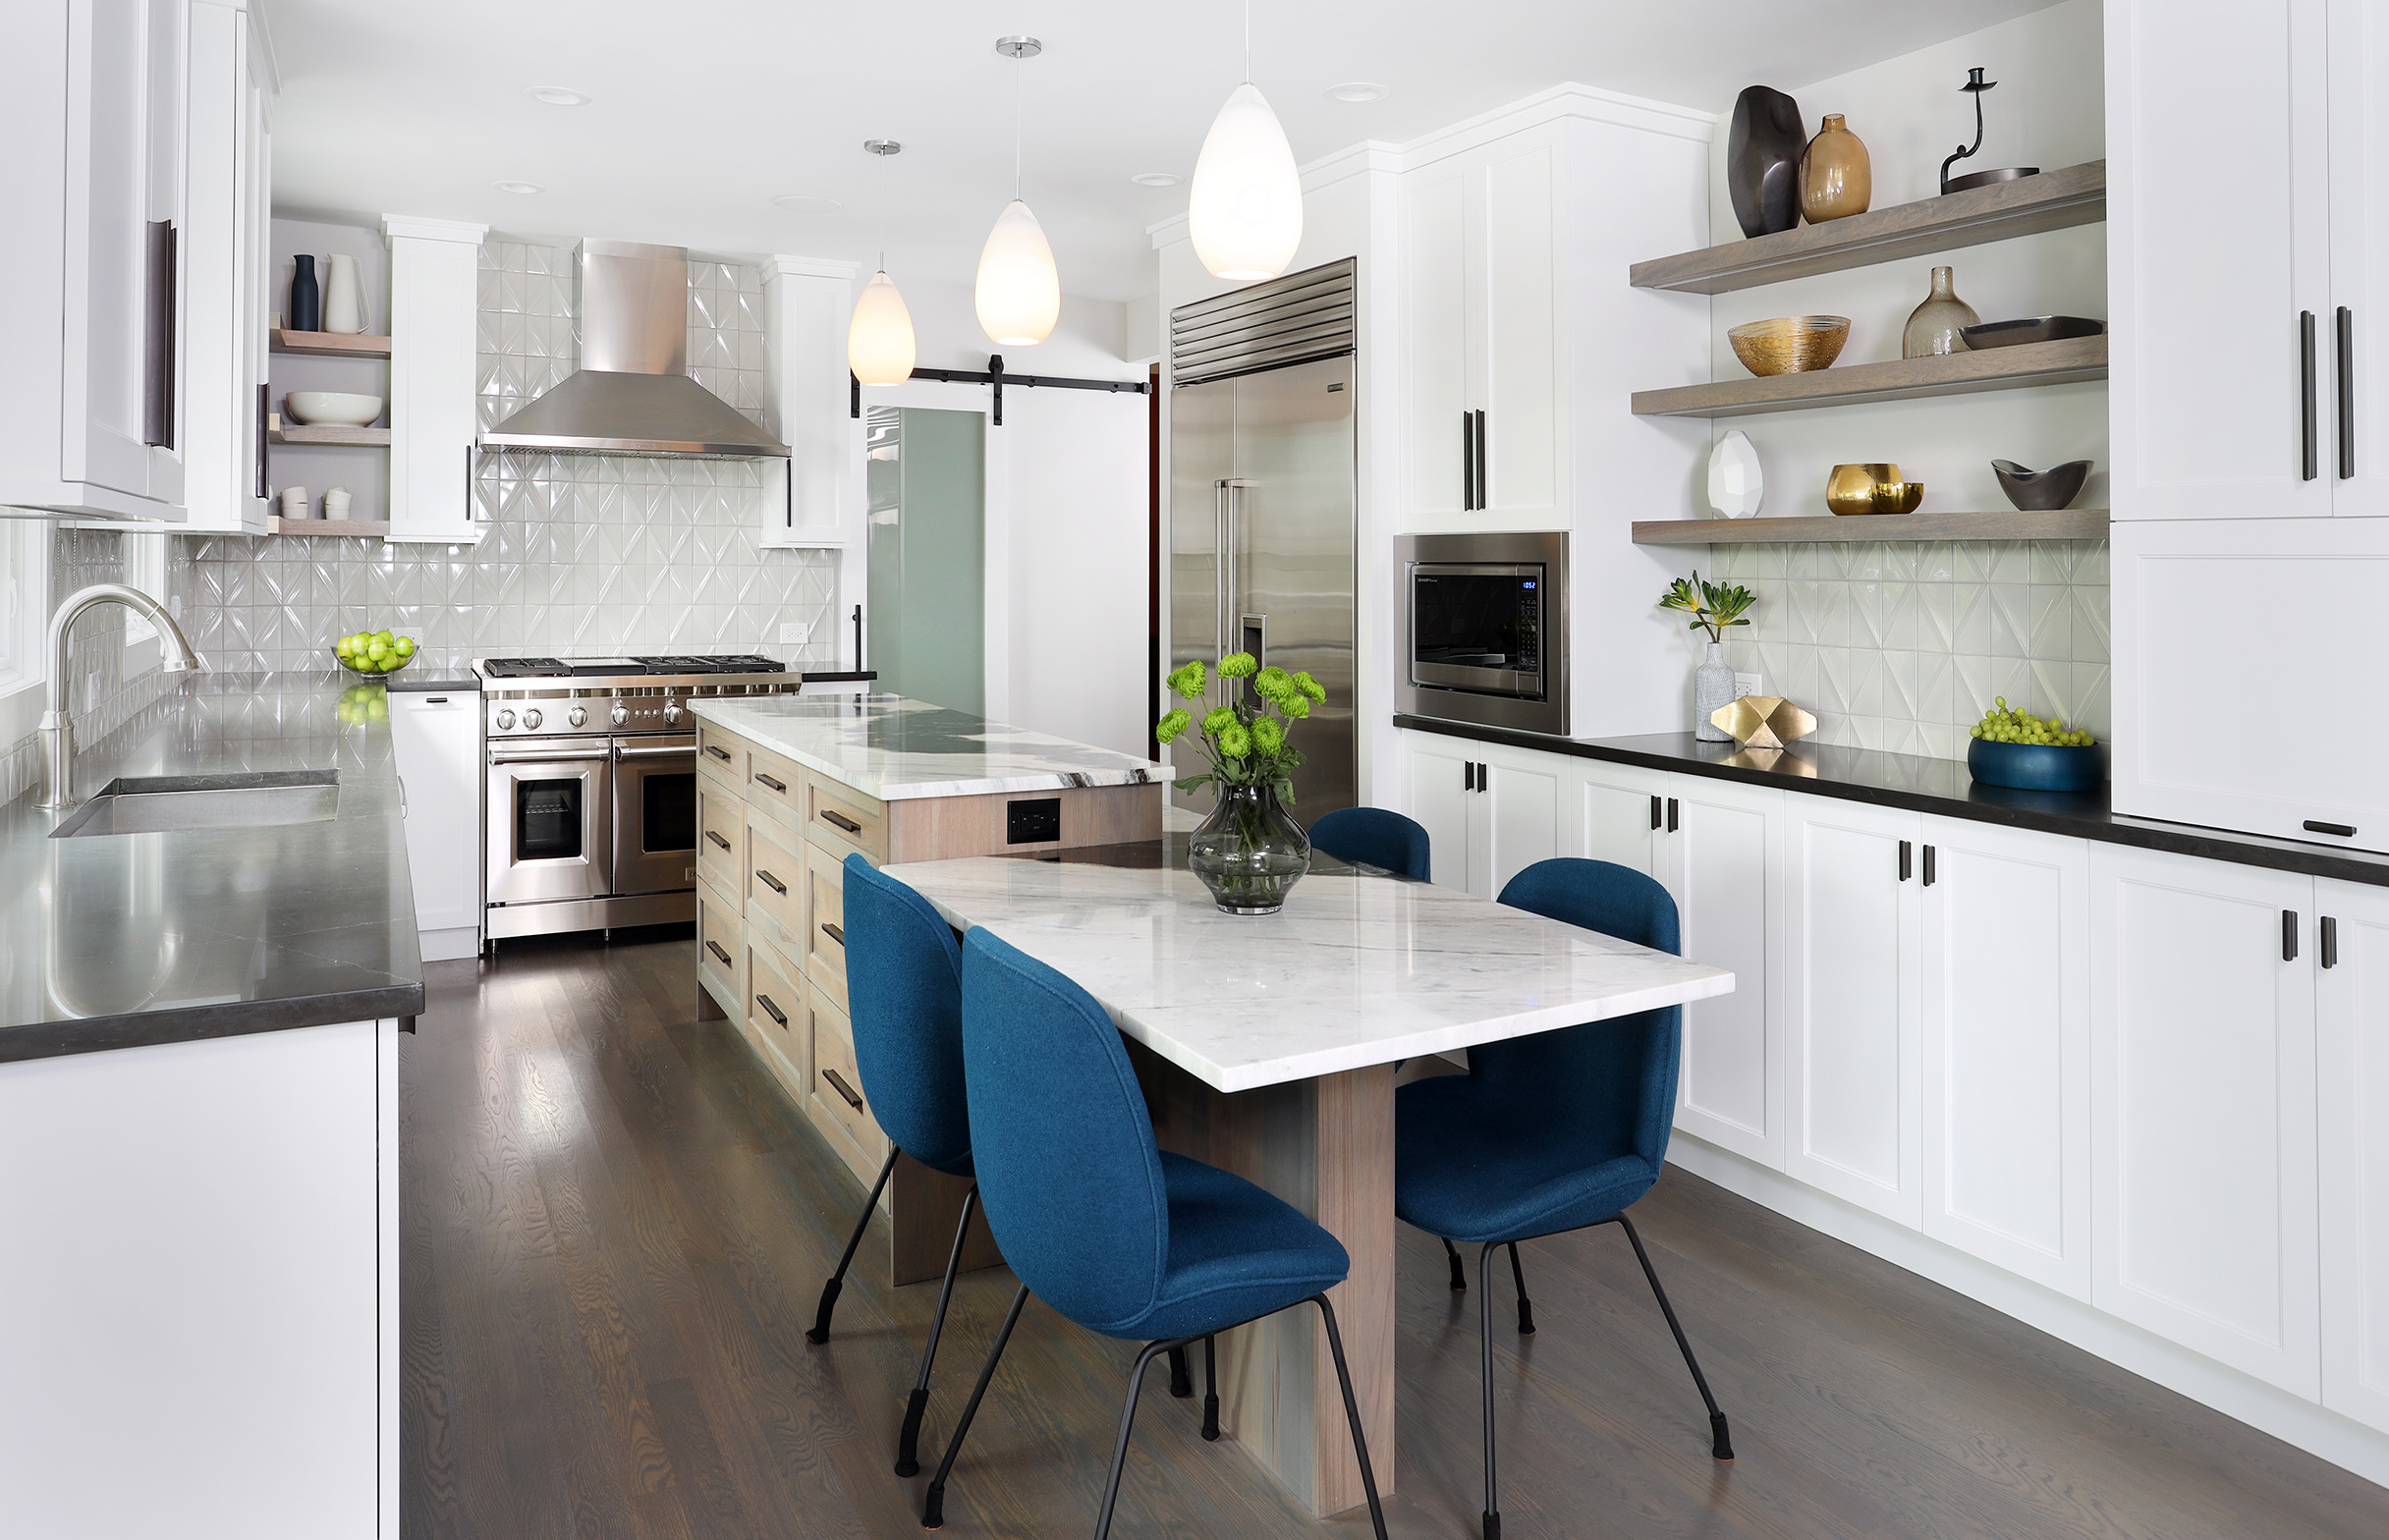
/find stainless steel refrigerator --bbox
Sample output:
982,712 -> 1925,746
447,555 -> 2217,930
1169,259 -> 1358,819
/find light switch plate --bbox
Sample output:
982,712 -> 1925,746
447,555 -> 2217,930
778,622 -> 810,644
1735,672 -> 1763,698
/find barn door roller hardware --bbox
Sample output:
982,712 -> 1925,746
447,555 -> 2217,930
851,354 -> 1151,426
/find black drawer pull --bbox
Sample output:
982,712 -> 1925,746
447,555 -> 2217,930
821,920 -> 845,946
2305,819 -> 2357,838
756,992 -> 788,1026
822,1067 -> 864,1111
2321,916 -> 2340,970
753,772 -> 788,793
1899,840 -> 1913,882
705,829 -> 732,851
756,868 -> 788,895
1922,845 -> 1936,887
2284,909 -> 2300,963
820,807 -> 863,835
704,742 -> 734,762
1648,795 -> 1662,831
706,939 -> 733,967
1665,798 -> 1679,834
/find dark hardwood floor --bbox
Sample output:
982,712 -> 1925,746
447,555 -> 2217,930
404,929 -> 2389,1540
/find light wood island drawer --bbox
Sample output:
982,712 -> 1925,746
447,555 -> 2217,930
804,838 -> 850,1012
697,881 -> 744,1015
806,774 -> 889,862
809,992 -> 889,1185
697,722 -> 747,786
696,780 -> 743,898
745,809 -> 806,941
746,752 -> 801,821
746,937 -> 806,1090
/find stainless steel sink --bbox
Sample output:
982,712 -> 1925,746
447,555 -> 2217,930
49,771 -> 341,838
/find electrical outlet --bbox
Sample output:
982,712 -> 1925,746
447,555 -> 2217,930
778,622 -> 810,644
1735,671 -> 1763,698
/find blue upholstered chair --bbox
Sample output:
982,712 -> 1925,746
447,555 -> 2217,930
1395,857 -> 1733,1540
806,853 -> 979,1478
923,927 -> 1389,1540
1308,806 -> 1432,882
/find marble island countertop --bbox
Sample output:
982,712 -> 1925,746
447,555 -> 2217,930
693,693 -> 1167,802
0,674 -> 426,1060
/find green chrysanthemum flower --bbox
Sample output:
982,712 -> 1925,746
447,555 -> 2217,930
1255,664 -> 1291,691
1217,652 -> 1257,679
1293,670 -> 1326,703
1280,692 -> 1310,719
1202,705 -> 1236,734
1250,715 -> 1285,755
1168,661 -> 1207,700
1155,708 -> 1192,744
1217,722 -> 1252,759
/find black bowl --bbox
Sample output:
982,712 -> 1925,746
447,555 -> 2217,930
1961,315 -> 2106,349
1992,458 -> 2092,511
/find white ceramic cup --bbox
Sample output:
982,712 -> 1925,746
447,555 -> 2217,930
278,485 -> 309,518
323,487 -> 352,521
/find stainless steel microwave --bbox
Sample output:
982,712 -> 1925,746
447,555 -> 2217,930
1395,531 -> 1568,736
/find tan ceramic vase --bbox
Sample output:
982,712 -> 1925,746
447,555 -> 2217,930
1801,114 -> 1871,222
1903,265 -> 1980,358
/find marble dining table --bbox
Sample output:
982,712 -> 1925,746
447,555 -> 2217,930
880,836 -> 1736,1520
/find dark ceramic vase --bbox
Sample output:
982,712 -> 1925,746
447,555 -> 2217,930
289,254 -> 320,333
1727,85 -> 1805,239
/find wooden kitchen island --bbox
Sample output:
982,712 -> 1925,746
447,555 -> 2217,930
690,693 -> 1164,1285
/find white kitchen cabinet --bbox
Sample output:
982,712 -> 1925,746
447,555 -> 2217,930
1918,816 -> 2093,1299
1784,798 -> 1923,1225
2328,0 -> 2389,517
2090,845 -> 2321,1398
1574,758 -> 1667,881
382,214 -> 486,544
388,685 -> 482,961
0,0 -> 192,519
761,255 -> 863,548
177,0 -> 269,533
2111,518 -> 2389,853
1659,774 -> 1785,1170
2318,876 -> 2389,1433
1403,736 -> 1474,891
1399,736 -> 1560,900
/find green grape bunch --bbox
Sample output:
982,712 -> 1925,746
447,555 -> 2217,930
1971,696 -> 2094,747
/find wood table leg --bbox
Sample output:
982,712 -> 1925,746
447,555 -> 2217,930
1131,1044 -> 1397,1517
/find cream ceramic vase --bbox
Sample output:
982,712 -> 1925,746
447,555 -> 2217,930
322,253 -> 365,334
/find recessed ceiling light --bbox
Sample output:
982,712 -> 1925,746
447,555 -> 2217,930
864,138 -> 903,156
1131,172 -> 1181,188
493,181 -> 544,194
1326,82 -> 1388,103
773,194 -> 844,213
528,86 -> 590,107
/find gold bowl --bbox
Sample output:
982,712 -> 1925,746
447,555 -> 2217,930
1826,463 -> 1901,515
1729,314 -> 1851,376
1872,480 -> 1924,514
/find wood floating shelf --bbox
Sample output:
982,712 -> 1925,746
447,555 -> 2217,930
267,517 -> 391,537
268,414 -> 390,447
1632,509 -> 2110,545
1631,335 -> 2107,418
1629,160 -> 2107,295
270,328 -> 393,358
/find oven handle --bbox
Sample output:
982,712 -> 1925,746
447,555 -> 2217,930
613,743 -> 696,760
491,749 -> 611,764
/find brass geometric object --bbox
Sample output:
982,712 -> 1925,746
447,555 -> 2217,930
1710,693 -> 1817,750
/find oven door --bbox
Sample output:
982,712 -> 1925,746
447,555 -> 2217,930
1410,562 -> 1546,699
487,740 -> 614,906
609,735 -> 697,897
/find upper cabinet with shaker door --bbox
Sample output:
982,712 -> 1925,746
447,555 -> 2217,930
0,0 -> 192,519
179,0 -> 271,533
382,215 -> 487,544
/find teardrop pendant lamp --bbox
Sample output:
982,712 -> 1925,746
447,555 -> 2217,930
847,262 -> 916,386
1189,0 -> 1302,281
975,36 -> 1060,347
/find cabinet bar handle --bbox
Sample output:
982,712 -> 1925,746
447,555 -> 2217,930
143,221 -> 177,448
1464,761 -> 1475,792
821,920 -> 845,946
822,1068 -> 864,1110
2303,310 -> 2319,481
2340,306 -> 2357,480
753,772 -> 787,793
704,742 -> 734,762
1899,840 -> 1913,881
705,829 -> 732,851
1461,412 -> 1475,511
1666,798 -> 1680,834
2321,915 -> 2339,970
756,992 -> 788,1026
1922,845 -> 1937,886
1472,410 -> 1488,509
706,939 -> 734,967
820,807 -> 862,834
1475,762 -> 1489,794
1649,794 -> 1663,831
2304,819 -> 2357,838
755,868 -> 787,895
255,381 -> 271,499
2284,909 -> 2300,963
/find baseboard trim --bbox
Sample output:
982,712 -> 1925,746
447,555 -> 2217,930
1665,1135 -> 2389,1491
417,925 -> 480,962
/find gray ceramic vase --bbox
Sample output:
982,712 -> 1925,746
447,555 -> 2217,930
1992,459 -> 2092,511
1727,85 -> 1806,239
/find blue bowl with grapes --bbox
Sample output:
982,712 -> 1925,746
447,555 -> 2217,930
1967,736 -> 2105,793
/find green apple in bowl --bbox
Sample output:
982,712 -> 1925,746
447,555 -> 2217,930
334,629 -> 419,677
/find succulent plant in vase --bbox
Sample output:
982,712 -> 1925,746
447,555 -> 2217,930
1157,653 -> 1325,914
1658,572 -> 1758,742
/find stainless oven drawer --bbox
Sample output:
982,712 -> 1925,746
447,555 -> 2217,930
487,740 -> 612,906
610,735 -> 696,897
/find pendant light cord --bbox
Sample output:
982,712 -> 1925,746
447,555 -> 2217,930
1014,53 -> 1024,199
1244,0 -> 1251,82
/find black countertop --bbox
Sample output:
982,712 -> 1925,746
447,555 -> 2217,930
0,674 -> 427,1061
1395,715 -> 2389,889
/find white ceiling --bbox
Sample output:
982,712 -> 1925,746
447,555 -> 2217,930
262,0 -> 2066,304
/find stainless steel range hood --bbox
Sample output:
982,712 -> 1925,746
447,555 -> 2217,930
479,240 -> 790,460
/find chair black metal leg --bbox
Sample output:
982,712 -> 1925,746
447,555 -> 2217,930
1200,1334 -> 1220,1441
1478,1243 -> 1501,1540
1506,1241 -> 1536,1335
1613,1214 -> 1734,1460
920,1283 -> 1029,1529
1093,1339 -> 1181,1540
807,1147 -> 900,1346
1310,1295 -> 1391,1540
894,1184 -> 977,1476
1442,1236 -> 1468,1290
1167,1344 -> 1193,1398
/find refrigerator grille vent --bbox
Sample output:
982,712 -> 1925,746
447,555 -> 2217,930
1170,258 -> 1356,386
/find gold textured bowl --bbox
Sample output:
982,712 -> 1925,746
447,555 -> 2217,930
1873,480 -> 1924,515
1729,314 -> 1851,376
1826,463 -> 1902,516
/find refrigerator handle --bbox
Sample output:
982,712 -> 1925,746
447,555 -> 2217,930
1214,478 -> 1232,659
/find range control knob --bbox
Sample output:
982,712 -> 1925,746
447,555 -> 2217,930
610,701 -> 629,727
522,708 -> 543,731
663,700 -> 683,725
495,708 -> 516,731
567,706 -> 587,729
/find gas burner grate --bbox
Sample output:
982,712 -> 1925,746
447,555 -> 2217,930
630,654 -> 786,674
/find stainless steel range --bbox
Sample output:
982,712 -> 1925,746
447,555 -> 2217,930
477,655 -> 806,943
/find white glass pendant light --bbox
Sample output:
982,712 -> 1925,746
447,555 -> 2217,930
1189,0 -> 1302,280
974,36 -> 1060,347
848,262 -> 916,386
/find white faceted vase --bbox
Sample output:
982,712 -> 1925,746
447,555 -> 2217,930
1708,430 -> 1763,518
